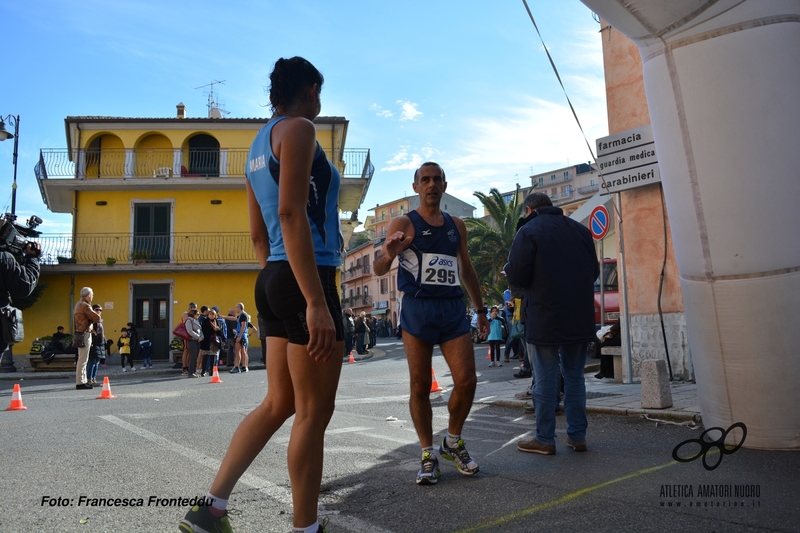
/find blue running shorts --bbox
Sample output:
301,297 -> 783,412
400,295 -> 470,345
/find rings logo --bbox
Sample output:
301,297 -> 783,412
672,422 -> 747,471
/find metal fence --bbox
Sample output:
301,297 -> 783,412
38,233 -> 257,265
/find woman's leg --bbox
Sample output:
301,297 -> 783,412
209,337 -> 295,497
239,341 -> 249,369
286,340 -> 344,528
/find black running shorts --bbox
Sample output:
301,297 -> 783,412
254,261 -> 344,345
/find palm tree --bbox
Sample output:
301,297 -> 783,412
464,187 -> 524,305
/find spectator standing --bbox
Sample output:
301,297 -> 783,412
505,192 -> 599,455
184,309 -> 203,378
223,307 -> 238,367
354,311 -> 369,354
369,316 -> 378,349
140,334 -> 153,369
229,303 -> 250,373
72,287 -> 100,389
118,328 -> 135,372
88,305 -> 105,385
486,306 -> 505,367
343,308 -> 355,356
200,308 -> 222,376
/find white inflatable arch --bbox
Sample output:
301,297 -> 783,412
578,0 -> 800,449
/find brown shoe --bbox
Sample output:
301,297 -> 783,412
567,438 -> 587,452
517,438 -> 556,455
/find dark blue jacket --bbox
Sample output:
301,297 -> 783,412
505,206 -> 599,345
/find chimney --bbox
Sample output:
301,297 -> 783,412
176,102 -> 186,119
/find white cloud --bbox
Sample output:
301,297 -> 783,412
397,100 -> 423,121
380,147 -> 424,172
370,103 -> 393,119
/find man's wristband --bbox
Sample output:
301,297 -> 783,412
476,307 -> 488,315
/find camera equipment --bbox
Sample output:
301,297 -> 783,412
0,213 -> 42,257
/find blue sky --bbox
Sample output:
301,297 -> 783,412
1,0 -> 607,233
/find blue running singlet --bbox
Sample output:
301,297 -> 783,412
245,116 -> 343,267
397,210 -> 464,299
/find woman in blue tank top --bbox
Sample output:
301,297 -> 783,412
180,57 -> 342,533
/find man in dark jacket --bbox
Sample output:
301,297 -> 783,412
504,193 -> 599,455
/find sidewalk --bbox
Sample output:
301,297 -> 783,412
473,373 -> 702,423
0,352 -> 267,383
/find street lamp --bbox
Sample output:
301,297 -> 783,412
0,115 -> 19,372
0,114 -> 19,214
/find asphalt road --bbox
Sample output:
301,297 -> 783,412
2,339 -> 798,532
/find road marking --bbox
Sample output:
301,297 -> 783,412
326,426 -> 374,434
100,414 -> 293,505
337,394 -> 410,405
452,459 -> 678,533
100,415 -> 398,533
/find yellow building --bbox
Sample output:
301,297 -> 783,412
23,105 -> 372,361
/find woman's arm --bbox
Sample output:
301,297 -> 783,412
246,179 -> 270,268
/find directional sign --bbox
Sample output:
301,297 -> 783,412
589,205 -> 610,240
596,124 -> 661,194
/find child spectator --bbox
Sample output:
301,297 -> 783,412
118,328 -> 135,372
139,334 -> 153,369
487,306 -> 506,367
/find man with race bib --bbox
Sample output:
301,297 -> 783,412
374,161 -> 489,485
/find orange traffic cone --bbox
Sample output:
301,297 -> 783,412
209,366 -> 223,383
348,351 -> 356,364
96,376 -> 117,399
5,384 -> 27,411
486,345 -> 492,360
430,368 -> 443,393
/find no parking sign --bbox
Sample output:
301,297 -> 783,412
589,205 -> 610,241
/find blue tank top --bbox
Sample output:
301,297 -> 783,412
245,116 -> 343,267
397,210 -> 464,299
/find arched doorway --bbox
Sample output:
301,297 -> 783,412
188,134 -> 220,177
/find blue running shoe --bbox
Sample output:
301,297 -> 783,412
416,450 -> 441,485
439,437 -> 479,475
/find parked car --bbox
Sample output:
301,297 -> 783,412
590,258 -> 619,358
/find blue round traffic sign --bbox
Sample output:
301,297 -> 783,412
589,205 -> 610,240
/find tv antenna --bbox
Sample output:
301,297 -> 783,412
195,80 -> 229,118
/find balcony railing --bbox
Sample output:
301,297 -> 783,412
37,232 -> 257,265
38,148 -> 373,180
577,184 -> 600,195
343,294 -> 371,308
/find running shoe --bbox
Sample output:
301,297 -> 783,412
178,505 -> 233,533
439,437 -> 479,475
229,367 -> 240,374
416,450 -> 441,485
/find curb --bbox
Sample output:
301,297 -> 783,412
482,398 -> 701,423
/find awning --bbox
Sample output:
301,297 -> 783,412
370,309 -> 389,315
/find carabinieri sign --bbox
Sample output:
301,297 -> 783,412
596,124 -> 661,194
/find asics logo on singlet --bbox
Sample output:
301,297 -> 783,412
249,154 -> 266,172
428,256 -> 454,267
